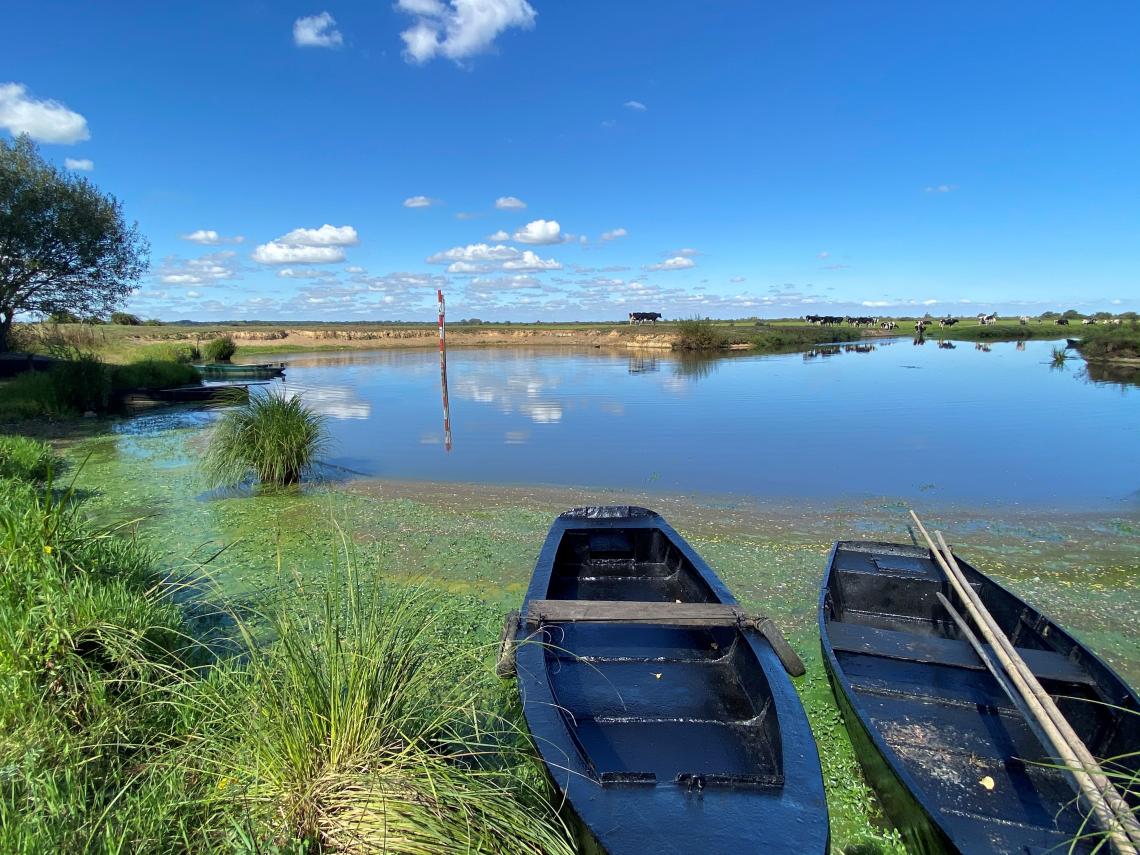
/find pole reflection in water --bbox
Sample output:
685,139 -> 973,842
438,288 -> 452,452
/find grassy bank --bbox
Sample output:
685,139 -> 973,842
1075,321 -> 1140,361
0,434 -> 575,853
674,318 -> 853,352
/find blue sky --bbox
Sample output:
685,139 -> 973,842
3,1 -> 1138,321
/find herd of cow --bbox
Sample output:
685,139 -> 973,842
627,311 -> 1122,328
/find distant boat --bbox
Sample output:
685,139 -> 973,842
820,540 -> 1140,853
504,506 -> 829,854
191,362 -> 285,378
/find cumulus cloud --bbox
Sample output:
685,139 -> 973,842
277,268 -> 336,279
495,195 -> 526,209
487,229 -> 510,241
862,300 -> 890,307
513,218 -> 562,245
623,100 -> 647,112
924,184 -> 957,193
600,227 -> 627,242
426,242 -> 560,273
181,229 -> 244,245
64,157 -> 93,171
397,0 -> 536,64
293,12 -> 343,48
157,251 -> 240,286
644,256 -> 696,272
403,195 -> 440,208
252,224 -> 357,264
503,250 -> 562,271
0,83 -> 89,144
277,224 -> 359,246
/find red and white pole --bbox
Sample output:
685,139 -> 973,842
438,289 -> 452,452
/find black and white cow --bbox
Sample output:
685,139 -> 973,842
1054,318 -> 1070,326
628,312 -> 662,325
939,316 -> 959,328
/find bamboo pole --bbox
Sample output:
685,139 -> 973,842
909,511 -> 1139,854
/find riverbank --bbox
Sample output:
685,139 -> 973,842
42,416 -> 1138,850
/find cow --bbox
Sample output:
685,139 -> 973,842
1054,318 -> 1070,326
628,312 -> 662,325
938,316 -> 959,328
880,321 -> 897,330
1019,315 -> 1030,325
914,319 -> 930,333
980,313 -> 998,325
938,340 -> 956,349
1082,318 -> 1097,325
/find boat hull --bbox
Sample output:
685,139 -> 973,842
515,506 -> 828,854
819,540 -> 1140,854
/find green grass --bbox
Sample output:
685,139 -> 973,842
1076,322 -> 1140,361
0,435 -> 63,481
0,441 -> 577,852
203,336 -> 237,362
110,359 -> 201,390
202,391 -> 330,488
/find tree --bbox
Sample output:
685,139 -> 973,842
0,136 -> 148,352
110,311 -> 141,325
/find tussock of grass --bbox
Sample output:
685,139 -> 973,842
203,336 -> 237,362
674,318 -> 727,350
202,391 -> 329,488
0,435 -> 62,481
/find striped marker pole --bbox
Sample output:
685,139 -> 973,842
438,289 -> 452,452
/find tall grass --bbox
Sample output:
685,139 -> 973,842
0,435 -> 62,481
202,391 -> 329,488
0,442 -> 576,852
204,336 -> 237,363
674,317 -> 727,350
195,562 -> 575,853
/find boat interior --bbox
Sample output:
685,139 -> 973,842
534,526 -> 784,787
824,541 -> 1138,847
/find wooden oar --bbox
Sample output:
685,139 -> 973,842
909,511 -> 1140,854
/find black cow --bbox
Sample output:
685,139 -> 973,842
628,312 -> 662,325
1054,318 -> 1070,326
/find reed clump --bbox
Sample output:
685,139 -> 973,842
202,391 -> 330,488
203,336 -> 237,362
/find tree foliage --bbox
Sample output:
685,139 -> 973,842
0,136 -> 149,351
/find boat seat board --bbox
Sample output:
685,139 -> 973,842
828,620 -> 1095,686
526,599 -> 745,627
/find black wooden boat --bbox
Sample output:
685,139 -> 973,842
508,506 -> 828,854
820,540 -> 1140,854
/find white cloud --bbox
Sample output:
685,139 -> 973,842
487,229 -> 510,241
345,265 -> 365,274
427,243 -> 519,264
427,242 -> 560,273
600,227 -> 627,242
252,242 -> 345,264
63,157 -> 93,171
157,251 -> 240,286
673,247 -> 700,257
181,229 -> 244,245
252,224 -> 357,264
817,251 -> 830,259
513,218 -> 562,245
503,250 -> 561,271
293,12 -> 343,48
277,268 -> 336,279
277,224 -> 359,246
644,256 -> 696,272
397,0 -> 536,64
403,195 -> 440,208
455,211 -> 477,220
924,184 -> 957,193
495,195 -> 526,209
862,300 -> 890,307
186,291 -> 200,298
624,100 -> 647,112
0,83 -> 89,144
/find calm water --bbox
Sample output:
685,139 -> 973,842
240,339 -> 1137,510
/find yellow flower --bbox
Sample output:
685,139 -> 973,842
43,545 -> 53,555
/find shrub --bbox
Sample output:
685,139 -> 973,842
110,312 -> 142,325
0,435 -> 62,482
204,336 -> 237,362
674,317 -> 727,350
202,391 -> 329,488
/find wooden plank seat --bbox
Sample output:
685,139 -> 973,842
526,599 -> 748,628
829,621 -> 1095,686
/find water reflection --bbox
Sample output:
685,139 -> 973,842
252,340 -> 1139,507
938,340 -> 957,349
1083,361 -> 1140,390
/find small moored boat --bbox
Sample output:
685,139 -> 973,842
505,506 -> 828,854
820,540 -> 1140,853
191,362 -> 285,378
